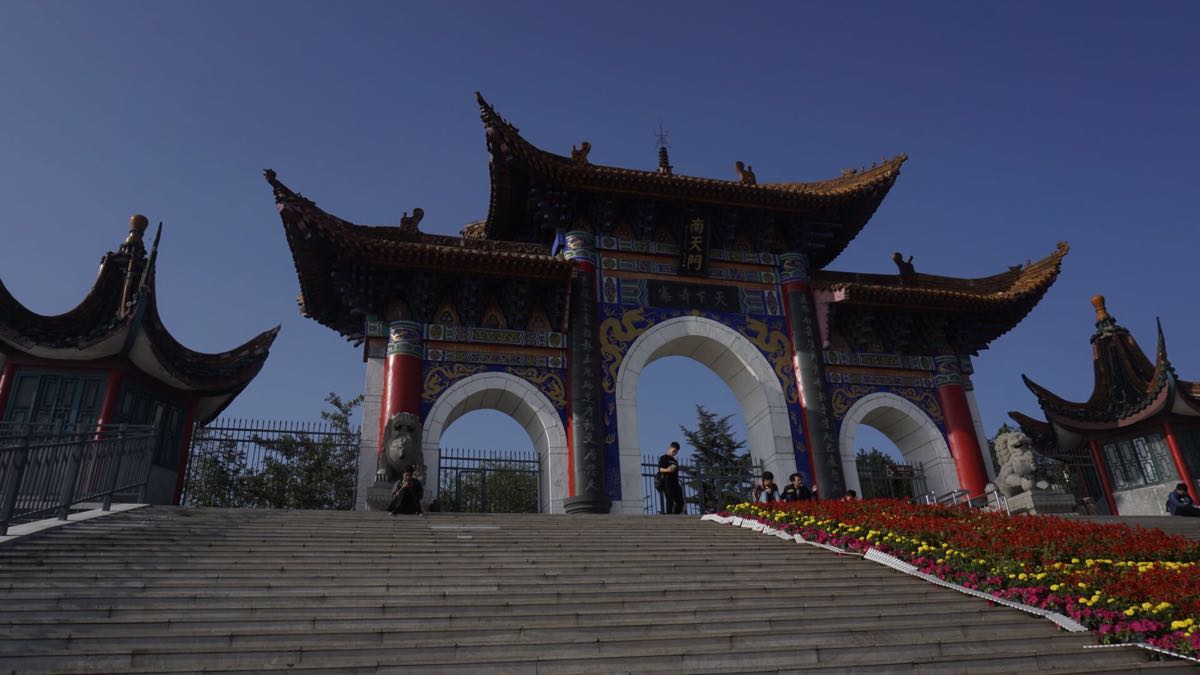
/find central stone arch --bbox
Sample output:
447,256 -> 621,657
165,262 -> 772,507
837,391 -> 957,499
614,316 -> 797,514
422,372 -> 568,513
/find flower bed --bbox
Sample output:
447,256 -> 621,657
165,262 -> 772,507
724,499 -> 1200,656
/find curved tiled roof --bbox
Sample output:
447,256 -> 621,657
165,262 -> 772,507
476,92 -> 905,267
266,170 -> 573,340
1013,299 -> 1200,434
0,221 -> 278,424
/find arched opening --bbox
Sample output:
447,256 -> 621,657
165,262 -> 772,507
422,372 -> 568,513
615,316 -> 797,514
838,391 -> 957,499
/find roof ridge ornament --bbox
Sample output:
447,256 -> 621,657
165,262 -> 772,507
475,91 -> 517,132
654,121 -> 672,175
399,208 -> 424,235
1090,294 -> 1124,337
734,161 -> 756,185
570,141 -> 591,165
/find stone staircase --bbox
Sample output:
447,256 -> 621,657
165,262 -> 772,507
0,508 -> 1189,674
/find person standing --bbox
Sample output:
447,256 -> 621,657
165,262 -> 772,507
658,441 -> 685,514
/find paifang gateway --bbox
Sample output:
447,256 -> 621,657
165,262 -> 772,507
267,93 -> 1068,514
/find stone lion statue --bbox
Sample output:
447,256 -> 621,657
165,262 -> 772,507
378,412 -> 422,483
988,429 -> 1049,497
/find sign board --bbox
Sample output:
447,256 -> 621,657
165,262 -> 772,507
679,217 -> 710,276
886,464 -> 915,479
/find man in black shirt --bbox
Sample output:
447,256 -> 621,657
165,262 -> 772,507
658,441 -> 684,514
781,472 -> 812,502
388,467 -> 424,516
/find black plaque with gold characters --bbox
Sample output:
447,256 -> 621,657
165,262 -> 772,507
679,216 -> 710,276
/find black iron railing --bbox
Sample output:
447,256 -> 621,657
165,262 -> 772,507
437,448 -> 541,513
181,418 -> 361,509
0,422 -> 158,535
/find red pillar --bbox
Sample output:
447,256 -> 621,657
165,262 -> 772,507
0,361 -> 16,419
171,402 -> 197,505
933,356 -> 988,498
1088,439 -> 1120,515
95,368 -> 125,429
1163,422 -> 1199,503
378,321 -> 423,454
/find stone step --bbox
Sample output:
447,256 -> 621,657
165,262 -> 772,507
0,631 -> 1151,674
0,616 -> 1072,655
0,604 -> 1036,640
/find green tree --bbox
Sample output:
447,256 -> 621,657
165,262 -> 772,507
184,433 -> 251,507
680,404 -> 751,512
242,393 -> 363,510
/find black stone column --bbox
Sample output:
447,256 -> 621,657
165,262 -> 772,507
779,252 -> 846,499
562,230 -> 611,514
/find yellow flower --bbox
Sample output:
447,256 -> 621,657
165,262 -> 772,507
1125,608 -> 1137,616
1050,584 -> 1060,591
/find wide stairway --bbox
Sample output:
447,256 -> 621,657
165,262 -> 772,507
0,508 -> 1189,674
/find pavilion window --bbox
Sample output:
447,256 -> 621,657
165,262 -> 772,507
1102,432 -> 1174,491
1,369 -> 104,428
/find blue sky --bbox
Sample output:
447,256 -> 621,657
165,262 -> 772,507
2,1 -> 1197,463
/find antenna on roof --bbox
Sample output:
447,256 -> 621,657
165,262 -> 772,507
654,119 -> 673,176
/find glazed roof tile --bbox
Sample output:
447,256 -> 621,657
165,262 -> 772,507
266,170 -> 573,339
476,92 -> 904,267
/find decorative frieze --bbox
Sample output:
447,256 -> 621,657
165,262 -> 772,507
933,355 -> 964,387
386,321 -> 423,358
827,370 -> 935,389
598,277 -> 781,316
824,351 -> 935,371
596,235 -> 775,266
424,324 -> 565,349
425,348 -> 564,369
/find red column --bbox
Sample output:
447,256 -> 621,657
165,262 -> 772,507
1163,422 -> 1199,503
171,402 -> 197,505
378,321 -> 423,454
95,368 -> 125,429
0,361 -> 16,419
1088,439 -> 1120,515
933,356 -> 988,498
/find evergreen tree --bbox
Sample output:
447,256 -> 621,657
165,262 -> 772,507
680,404 -> 751,512
854,447 -> 913,499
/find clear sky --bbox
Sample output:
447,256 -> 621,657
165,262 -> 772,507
2,1 -> 1197,465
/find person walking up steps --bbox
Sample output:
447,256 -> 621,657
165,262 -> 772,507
658,441 -> 685,514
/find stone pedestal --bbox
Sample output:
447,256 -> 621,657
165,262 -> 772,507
365,482 -> 393,512
1004,488 -> 1077,515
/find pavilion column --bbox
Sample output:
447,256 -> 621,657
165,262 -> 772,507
933,355 -> 989,497
379,321 -> 423,454
0,360 -> 14,419
562,230 -> 610,514
778,252 -> 845,499
95,368 -> 125,430
1087,439 -> 1120,515
1163,422 -> 1199,503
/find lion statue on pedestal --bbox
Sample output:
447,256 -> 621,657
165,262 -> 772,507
988,429 -> 1050,497
378,412 -> 422,483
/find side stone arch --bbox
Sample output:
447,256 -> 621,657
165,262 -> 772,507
422,371 -> 568,513
837,391 -> 957,498
614,315 -> 797,514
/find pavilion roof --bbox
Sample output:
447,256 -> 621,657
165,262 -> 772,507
0,218 -> 278,424
476,93 -> 905,267
1010,297 -> 1200,441
265,170 -> 573,341
812,242 -> 1068,352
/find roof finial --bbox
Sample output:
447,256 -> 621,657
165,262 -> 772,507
1091,295 -> 1110,322
654,120 -> 672,175
735,161 -> 757,185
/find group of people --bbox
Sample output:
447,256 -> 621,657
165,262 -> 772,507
656,441 -> 844,514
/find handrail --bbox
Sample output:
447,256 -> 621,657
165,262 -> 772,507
0,423 -> 159,535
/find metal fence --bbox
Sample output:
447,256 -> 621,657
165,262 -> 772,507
436,448 -> 541,513
856,461 -> 927,500
1,421 -> 158,535
641,455 -> 763,515
180,418 -> 361,509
